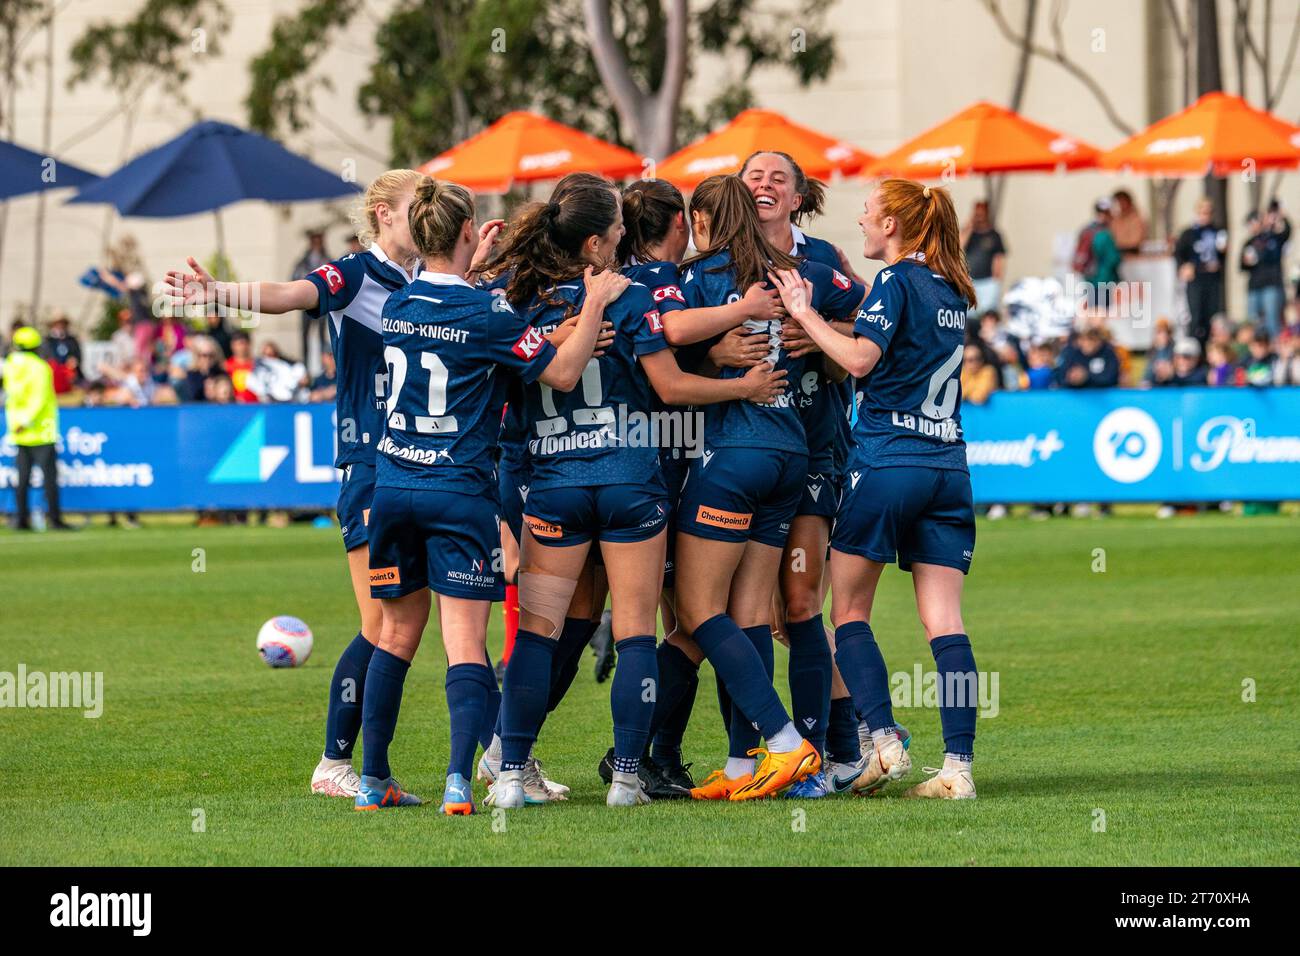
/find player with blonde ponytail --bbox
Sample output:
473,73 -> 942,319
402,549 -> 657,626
767,178 -> 982,799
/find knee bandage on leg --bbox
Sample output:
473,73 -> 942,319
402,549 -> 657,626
516,571 -> 580,638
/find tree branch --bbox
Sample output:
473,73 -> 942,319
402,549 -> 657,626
981,0 -> 1135,136
583,0 -> 649,148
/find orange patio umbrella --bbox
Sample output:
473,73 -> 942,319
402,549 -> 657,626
418,111 -> 645,193
654,108 -> 874,189
864,101 -> 1100,179
1098,91 -> 1300,177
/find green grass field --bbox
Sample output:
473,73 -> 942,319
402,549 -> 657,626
1,513 -> 1297,866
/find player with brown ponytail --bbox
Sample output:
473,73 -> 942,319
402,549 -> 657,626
767,178 -> 981,799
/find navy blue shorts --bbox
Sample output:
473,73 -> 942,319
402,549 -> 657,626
676,446 -> 807,548
523,478 -> 669,548
337,462 -> 376,552
368,486 -> 505,600
832,465 -> 975,574
795,470 -> 839,520
497,456 -> 529,544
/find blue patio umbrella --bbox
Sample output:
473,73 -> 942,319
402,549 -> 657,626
0,139 -> 99,199
67,119 -> 360,253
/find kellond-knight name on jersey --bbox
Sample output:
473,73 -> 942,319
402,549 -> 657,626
382,317 -> 469,344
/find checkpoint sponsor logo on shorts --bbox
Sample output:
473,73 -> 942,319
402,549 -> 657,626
369,566 -> 400,586
695,505 -> 752,531
524,514 -> 563,538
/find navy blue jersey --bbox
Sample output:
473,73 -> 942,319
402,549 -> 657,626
792,226 -> 842,271
790,227 -> 861,474
850,256 -> 970,471
375,272 -> 556,493
681,251 -> 862,455
520,278 -> 670,490
305,247 -> 413,468
792,263 -> 865,473
621,260 -> 688,316
477,272 -> 531,474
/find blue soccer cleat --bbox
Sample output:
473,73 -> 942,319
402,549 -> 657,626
440,773 -> 475,816
354,774 -> 422,811
784,769 -> 830,799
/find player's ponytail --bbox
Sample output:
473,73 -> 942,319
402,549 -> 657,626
353,169 -> 424,247
685,174 -> 799,289
618,179 -> 685,265
408,176 -> 475,260
495,172 -> 620,312
876,178 -> 976,307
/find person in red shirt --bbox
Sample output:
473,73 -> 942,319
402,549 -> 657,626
224,332 -> 257,402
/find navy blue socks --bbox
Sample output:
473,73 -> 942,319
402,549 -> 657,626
324,632 -> 375,760
360,647 -> 410,780
445,662 -> 495,779
546,617 -> 595,714
610,635 -> 657,774
786,615 -> 832,754
479,654 -> 501,751
693,614 -> 790,740
930,633 -> 977,758
826,696 -> 861,764
833,621 -> 895,734
648,640 -> 699,764
726,625 -> 774,757
500,630 -> 557,770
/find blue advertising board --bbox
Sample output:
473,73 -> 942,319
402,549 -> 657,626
0,403 -> 340,512
3,390 -> 1299,512
963,387 -> 1300,503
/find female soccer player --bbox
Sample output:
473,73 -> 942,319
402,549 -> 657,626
358,176 -> 623,813
611,178 -> 785,797
489,175 -> 785,808
739,152 -> 870,797
664,174 -> 862,801
766,178 -> 981,799
165,170 -> 503,799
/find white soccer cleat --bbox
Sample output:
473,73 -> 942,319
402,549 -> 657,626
824,757 -> 866,794
903,765 -> 976,799
476,751 -> 500,785
851,735 -> 912,796
485,769 -> 527,809
311,756 -> 361,797
528,756 -> 569,798
606,770 -> 651,807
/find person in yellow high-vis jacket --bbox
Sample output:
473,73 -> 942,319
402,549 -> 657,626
4,326 -> 69,530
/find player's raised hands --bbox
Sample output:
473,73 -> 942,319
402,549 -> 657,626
551,317 -> 616,356
767,268 -> 817,323
583,264 -> 631,307
739,282 -> 785,322
738,361 -> 788,404
163,256 -> 217,307
470,219 -> 506,274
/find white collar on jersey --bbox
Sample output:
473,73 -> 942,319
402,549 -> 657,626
369,242 -> 417,282
904,251 -> 927,262
789,223 -> 806,254
417,270 -> 472,288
